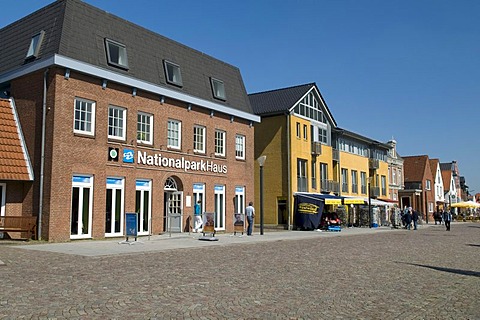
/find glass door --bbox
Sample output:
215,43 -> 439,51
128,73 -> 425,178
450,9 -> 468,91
71,175 -> 93,239
105,177 -> 124,237
135,179 -> 151,236
214,185 -> 225,230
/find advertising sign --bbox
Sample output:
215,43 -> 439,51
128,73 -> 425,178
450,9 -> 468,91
203,212 -> 215,233
233,213 -> 245,233
125,212 -> 138,237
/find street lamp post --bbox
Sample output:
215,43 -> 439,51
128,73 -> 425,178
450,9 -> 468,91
257,155 -> 267,235
368,179 -> 371,228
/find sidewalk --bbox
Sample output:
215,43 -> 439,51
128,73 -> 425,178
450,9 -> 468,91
7,224 -> 438,257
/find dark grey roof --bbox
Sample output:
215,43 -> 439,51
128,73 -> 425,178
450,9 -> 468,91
333,127 -> 391,150
0,0 -> 253,116
249,82 -> 337,126
439,162 -> 453,171
249,83 -> 315,115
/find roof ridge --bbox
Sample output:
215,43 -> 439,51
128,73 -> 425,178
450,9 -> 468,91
248,82 -> 315,96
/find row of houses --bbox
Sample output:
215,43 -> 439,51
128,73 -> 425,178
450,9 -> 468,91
0,0 -> 474,241
249,83 -> 473,228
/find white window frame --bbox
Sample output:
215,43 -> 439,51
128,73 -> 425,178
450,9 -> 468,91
108,105 -> 126,140
361,171 -> 367,194
311,160 -> 317,189
74,97 -> 95,136
164,60 -> 183,87
341,168 -> 348,193
137,112 -> 153,145
26,30 -> 45,59
167,119 -> 182,149
193,125 -> 206,154
297,159 -> 308,192
351,170 -> 358,194
320,163 -> 328,189
210,77 -> 226,100
215,129 -> 226,157
381,175 -> 387,196
105,38 -> 129,69
235,134 -> 245,160
426,179 -> 431,190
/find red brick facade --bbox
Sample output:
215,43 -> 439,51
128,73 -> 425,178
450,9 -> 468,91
10,68 -> 254,241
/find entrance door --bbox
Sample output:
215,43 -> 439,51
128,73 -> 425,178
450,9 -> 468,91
105,177 -> 124,237
71,175 -> 93,239
135,179 -> 151,236
277,199 -> 287,225
165,191 -> 183,232
214,185 -> 225,230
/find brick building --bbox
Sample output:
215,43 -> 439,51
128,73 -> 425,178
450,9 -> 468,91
0,0 -> 259,241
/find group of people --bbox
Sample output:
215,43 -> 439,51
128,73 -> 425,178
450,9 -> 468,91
401,207 -> 419,230
401,206 -> 452,231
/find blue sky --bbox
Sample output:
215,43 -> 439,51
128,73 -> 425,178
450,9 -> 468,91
2,0 -> 479,194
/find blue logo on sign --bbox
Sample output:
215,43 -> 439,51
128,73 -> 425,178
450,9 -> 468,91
123,149 -> 134,163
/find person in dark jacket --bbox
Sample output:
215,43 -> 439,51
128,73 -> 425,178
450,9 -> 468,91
404,208 -> 412,230
443,209 -> 452,231
412,210 -> 419,230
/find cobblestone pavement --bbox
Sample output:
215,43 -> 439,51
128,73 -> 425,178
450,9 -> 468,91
0,223 -> 479,319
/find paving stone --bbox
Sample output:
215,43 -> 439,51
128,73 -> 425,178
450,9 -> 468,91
0,223 -> 478,319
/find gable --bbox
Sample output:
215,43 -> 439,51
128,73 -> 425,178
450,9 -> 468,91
0,98 -> 33,181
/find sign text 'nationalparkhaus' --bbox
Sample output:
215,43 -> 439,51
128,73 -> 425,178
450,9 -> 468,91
137,151 -> 227,174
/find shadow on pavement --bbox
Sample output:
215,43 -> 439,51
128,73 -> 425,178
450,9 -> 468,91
396,261 -> 480,278
466,243 -> 480,248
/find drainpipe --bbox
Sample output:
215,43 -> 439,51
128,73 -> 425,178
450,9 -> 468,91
38,68 -> 49,240
286,112 -> 292,230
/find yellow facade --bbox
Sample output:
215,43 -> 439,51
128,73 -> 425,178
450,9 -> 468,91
254,115 -> 288,225
251,84 -> 391,229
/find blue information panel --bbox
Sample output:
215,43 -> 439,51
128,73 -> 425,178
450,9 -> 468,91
125,212 -> 138,237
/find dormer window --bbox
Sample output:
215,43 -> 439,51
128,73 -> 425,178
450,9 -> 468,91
164,60 -> 183,87
210,77 -> 226,101
26,30 -> 45,59
105,39 -> 128,69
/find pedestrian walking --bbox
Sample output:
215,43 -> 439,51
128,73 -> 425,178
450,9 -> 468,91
444,209 -> 452,231
193,199 -> 202,233
412,209 -> 419,230
404,207 -> 412,230
245,201 -> 255,236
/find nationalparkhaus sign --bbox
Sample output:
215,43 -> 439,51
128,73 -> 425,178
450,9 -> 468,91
125,149 -> 228,174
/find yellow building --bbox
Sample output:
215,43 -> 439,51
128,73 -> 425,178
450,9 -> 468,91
249,83 -> 390,229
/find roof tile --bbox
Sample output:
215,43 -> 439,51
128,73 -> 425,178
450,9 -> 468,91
0,99 -> 32,181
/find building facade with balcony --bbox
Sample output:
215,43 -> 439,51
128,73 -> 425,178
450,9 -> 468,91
249,83 -> 337,228
249,83 -> 391,229
0,0 -> 259,241
331,128 -> 391,226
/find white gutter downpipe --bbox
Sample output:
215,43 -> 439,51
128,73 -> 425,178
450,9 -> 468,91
38,68 -> 48,240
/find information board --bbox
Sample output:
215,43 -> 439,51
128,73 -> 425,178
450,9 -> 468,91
125,212 -> 138,237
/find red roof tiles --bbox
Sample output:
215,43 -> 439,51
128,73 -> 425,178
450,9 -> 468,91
0,98 -> 33,181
